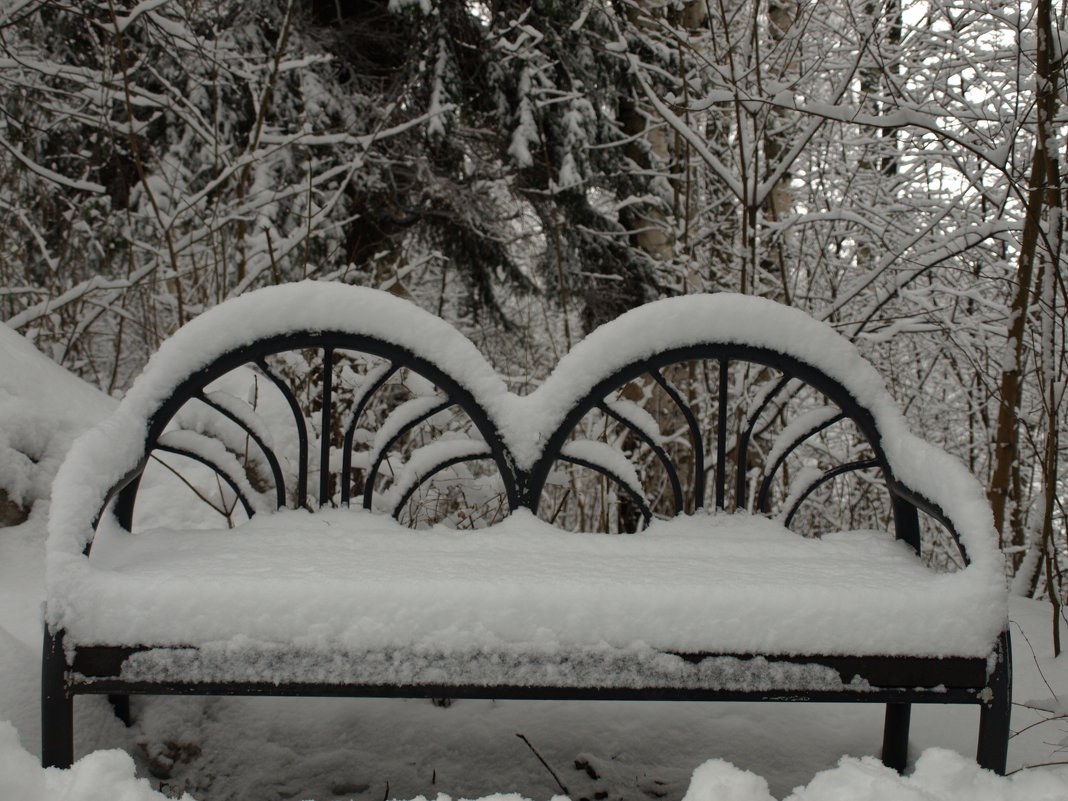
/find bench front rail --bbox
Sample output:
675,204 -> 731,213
43,285 -> 1011,775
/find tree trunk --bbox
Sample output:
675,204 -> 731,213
988,0 -> 1060,563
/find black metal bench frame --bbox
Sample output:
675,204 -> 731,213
42,302 -> 1012,776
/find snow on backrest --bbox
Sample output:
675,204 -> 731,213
47,285 -> 1004,596
511,294 -> 1002,581
47,283 -> 515,565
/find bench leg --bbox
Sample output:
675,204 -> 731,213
977,632 -> 1011,775
108,694 -> 132,727
881,702 -> 911,772
41,627 -> 73,768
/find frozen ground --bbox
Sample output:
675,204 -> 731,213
1,320 -> 1067,800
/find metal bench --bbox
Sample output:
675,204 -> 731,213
43,282 -> 1011,774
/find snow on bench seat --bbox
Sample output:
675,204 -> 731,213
66,508 -> 1003,672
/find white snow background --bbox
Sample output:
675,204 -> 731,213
1,317 -> 1067,801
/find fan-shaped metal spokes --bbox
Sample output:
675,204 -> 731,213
99,330 -> 967,560
526,346 -> 923,543
107,333 -> 515,536
349,379 -> 509,528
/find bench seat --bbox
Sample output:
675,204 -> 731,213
59,509 -> 1004,668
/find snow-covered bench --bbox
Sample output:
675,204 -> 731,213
43,283 -> 1010,774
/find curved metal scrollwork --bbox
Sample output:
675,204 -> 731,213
523,343 -> 941,556
96,326 -> 962,563
104,332 -> 517,538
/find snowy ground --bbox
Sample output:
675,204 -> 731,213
1,321 -> 1067,800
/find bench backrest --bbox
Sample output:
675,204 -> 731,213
50,283 -> 1001,576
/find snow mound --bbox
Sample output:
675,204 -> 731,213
0,720 -> 195,801
4,721 -> 1067,801
0,322 -> 115,516
780,748 -> 1068,801
681,749 -> 1068,800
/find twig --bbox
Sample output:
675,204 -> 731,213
547,486 -> 572,525
516,733 -> 569,796
1009,710 -> 1067,738
150,454 -> 229,518
1007,759 -> 1068,775
1012,619 -> 1059,699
